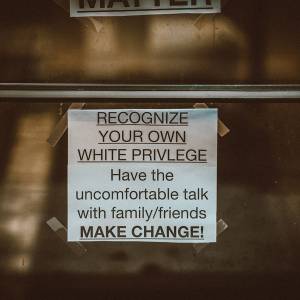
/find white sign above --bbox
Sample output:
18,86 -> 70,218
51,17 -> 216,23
70,0 -> 221,17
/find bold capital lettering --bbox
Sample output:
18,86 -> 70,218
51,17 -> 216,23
170,0 -> 188,6
108,0 -> 130,8
79,0 -> 97,9
81,226 -> 93,238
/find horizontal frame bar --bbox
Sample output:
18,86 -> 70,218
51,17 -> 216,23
0,84 -> 300,100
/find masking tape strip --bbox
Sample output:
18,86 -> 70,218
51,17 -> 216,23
193,219 -> 228,255
89,17 -> 104,33
194,0 -> 231,31
194,103 -> 230,137
53,0 -> 103,33
52,0 -> 68,11
47,217 -> 87,257
194,14 -> 212,32
47,103 -> 85,147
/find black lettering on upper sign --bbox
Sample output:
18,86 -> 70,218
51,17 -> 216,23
77,0 -> 214,9
79,0 -> 98,8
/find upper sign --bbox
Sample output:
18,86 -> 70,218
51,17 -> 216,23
68,109 -> 218,243
70,0 -> 221,17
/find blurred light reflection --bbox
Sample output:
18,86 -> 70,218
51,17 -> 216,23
0,112 -> 54,272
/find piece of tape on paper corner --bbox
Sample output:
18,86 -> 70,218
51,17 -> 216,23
47,217 -> 87,257
194,0 -> 231,31
194,14 -> 213,32
47,103 -> 85,147
193,219 -> 228,255
194,103 -> 230,137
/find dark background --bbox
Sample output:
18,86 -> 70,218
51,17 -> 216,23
0,0 -> 299,84
0,0 -> 300,299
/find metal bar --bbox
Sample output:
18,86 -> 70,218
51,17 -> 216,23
0,84 -> 299,99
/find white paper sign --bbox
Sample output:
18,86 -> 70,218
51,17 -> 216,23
68,109 -> 217,243
70,0 -> 221,17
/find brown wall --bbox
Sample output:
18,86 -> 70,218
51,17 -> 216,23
0,0 -> 299,83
